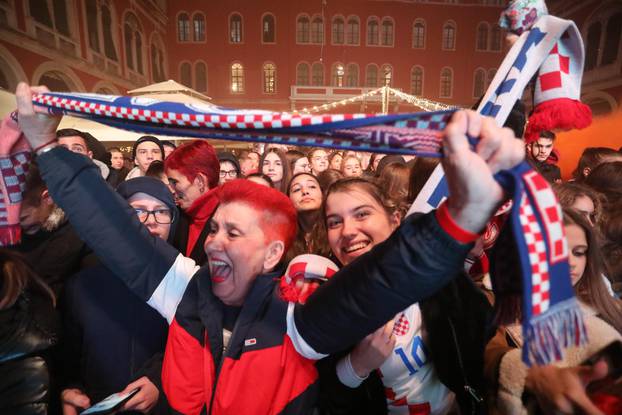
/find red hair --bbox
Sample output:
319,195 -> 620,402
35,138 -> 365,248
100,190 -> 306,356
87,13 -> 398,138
218,179 -> 297,252
164,140 -> 219,189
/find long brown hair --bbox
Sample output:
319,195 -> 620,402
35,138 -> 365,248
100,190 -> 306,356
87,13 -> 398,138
260,148 -> 292,193
376,162 -> 410,206
0,249 -> 55,309
563,209 -> 622,334
552,182 -> 604,226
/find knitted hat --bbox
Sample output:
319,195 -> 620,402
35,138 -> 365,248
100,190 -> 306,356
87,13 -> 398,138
132,135 -> 164,160
279,254 -> 339,304
0,112 -> 32,246
500,0 -> 592,143
217,151 -> 241,176
116,176 -> 178,225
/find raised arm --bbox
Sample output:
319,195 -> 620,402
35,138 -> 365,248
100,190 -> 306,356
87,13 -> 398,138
15,83 -> 197,322
290,110 -> 525,357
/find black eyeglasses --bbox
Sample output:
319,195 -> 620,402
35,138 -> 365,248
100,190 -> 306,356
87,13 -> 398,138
220,170 -> 238,178
134,208 -> 173,224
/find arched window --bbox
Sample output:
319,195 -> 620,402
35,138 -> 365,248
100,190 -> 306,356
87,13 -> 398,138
85,1 -> 118,61
442,21 -> 456,50
367,18 -> 379,45
585,22 -> 601,70
490,25 -> 501,51
29,0 -> 70,36
346,63 -> 358,87
124,13 -> 144,74
230,13 -> 243,43
380,18 -> 394,46
150,35 -> 166,82
473,68 -> 486,97
602,12 -> 622,65
311,62 -> 324,86
346,16 -> 359,45
38,70 -> 71,91
332,63 -> 345,87
440,67 -> 453,97
412,20 -> 425,49
195,62 -> 207,92
231,62 -> 244,92
332,16 -> 345,44
263,63 -> 276,93
476,22 -> 489,51
193,13 -> 205,41
366,64 -> 378,87
297,15 -> 310,43
410,66 -> 423,95
262,14 -> 275,43
296,62 -> 310,85
180,62 -> 192,87
311,16 -> 324,44
177,13 -> 190,42
381,64 -> 393,86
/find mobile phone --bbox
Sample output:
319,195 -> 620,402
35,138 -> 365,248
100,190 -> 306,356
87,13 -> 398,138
583,340 -> 622,396
80,388 -> 139,415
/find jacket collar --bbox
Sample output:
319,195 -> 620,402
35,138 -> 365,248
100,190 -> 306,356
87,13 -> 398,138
186,187 -> 220,223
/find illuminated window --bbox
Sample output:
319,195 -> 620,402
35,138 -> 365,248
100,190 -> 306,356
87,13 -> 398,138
231,63 -> 244,93
193,13 -> 205,41
263,63 -> 276,93
230,13 -> 243,43
177,13 -> 189,42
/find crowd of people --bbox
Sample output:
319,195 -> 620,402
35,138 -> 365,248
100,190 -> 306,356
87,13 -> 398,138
0,81 -> 620,415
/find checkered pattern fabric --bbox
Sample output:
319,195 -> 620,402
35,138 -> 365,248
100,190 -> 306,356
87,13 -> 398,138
279,254 -> 339,303
519,194 -> 550,315
393,313 -> 410,337
535,43 -> 581,103
0,152 -> 30,205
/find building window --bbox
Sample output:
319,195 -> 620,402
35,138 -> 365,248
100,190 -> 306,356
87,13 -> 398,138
346,16 -> 359,45
332,16 -> 345,44
230,13 -> 243,43
476,22 -> 489,51
487,69 -> 496,87
263,63 -> 276,93
193,13 -> 205,41
602,13 -> 622,65
151,37 -> 166,82
38,70 -> 71,91
311,16 -> 324,44
85,1 -> 118,62
382,64 -> 393,86
473,68 -> 486,97
177,13 -> 190,42
332,63 -> 345,87
262,14 -> 275,43
231,63 -> 244,92
367,18 -> 379,45
180,62 -> 191,87
380,18 -> 394,46
311,62 -> 324,86
410,66 -> 423,95
124,13 -> 144,74
442,21 -> 456,50
490,25 -> 501,51
29,0 -> 70,36
412,20 -> 425,49
195,62 -> 207,92
296,63 -> 310,85
585,22 -> 601,71
440,67 -> 453,97
366,64 -> 378,87
297,15 -> 310,43
346,64 -> 358,87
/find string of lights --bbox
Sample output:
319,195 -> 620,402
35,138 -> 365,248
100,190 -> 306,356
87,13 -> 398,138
294,86 -> 457,114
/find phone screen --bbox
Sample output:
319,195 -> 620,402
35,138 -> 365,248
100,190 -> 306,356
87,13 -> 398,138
80,388 -> 139,415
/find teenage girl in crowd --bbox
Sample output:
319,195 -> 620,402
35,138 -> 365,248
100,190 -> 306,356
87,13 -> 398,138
317,178 -> 492,415
261,148 -> 292,193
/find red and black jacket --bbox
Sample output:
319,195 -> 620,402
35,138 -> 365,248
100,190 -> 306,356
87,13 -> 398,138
39,147 -> 474,414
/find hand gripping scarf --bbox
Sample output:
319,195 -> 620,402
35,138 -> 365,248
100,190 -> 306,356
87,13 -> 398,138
26,89 -> 586,366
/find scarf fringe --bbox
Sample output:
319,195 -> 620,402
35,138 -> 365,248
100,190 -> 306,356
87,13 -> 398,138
522,297 -> 587,366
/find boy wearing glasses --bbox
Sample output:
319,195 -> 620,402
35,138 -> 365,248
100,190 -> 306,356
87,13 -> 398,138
217,151 -> 241,185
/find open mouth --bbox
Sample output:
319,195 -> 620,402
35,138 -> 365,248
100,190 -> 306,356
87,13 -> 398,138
342,240 -> 371,255
209,258 -> 232,283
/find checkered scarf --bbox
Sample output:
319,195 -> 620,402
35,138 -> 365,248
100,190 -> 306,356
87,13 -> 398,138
28,91 -> 586,364
0,112 -> 32,246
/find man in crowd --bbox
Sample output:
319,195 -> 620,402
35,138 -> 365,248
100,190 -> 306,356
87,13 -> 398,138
238,150 -> 259,176
126,136 -> 164,180
527,130 -> 561,183
309,148 -> 329,175
106,146 -> 129,187
57,128 -> 109,179
161,140 -> 177,159
217,151 -> 240,185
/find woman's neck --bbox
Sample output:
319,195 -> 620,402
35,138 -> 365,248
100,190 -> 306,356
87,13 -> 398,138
299,209 -> 320,233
